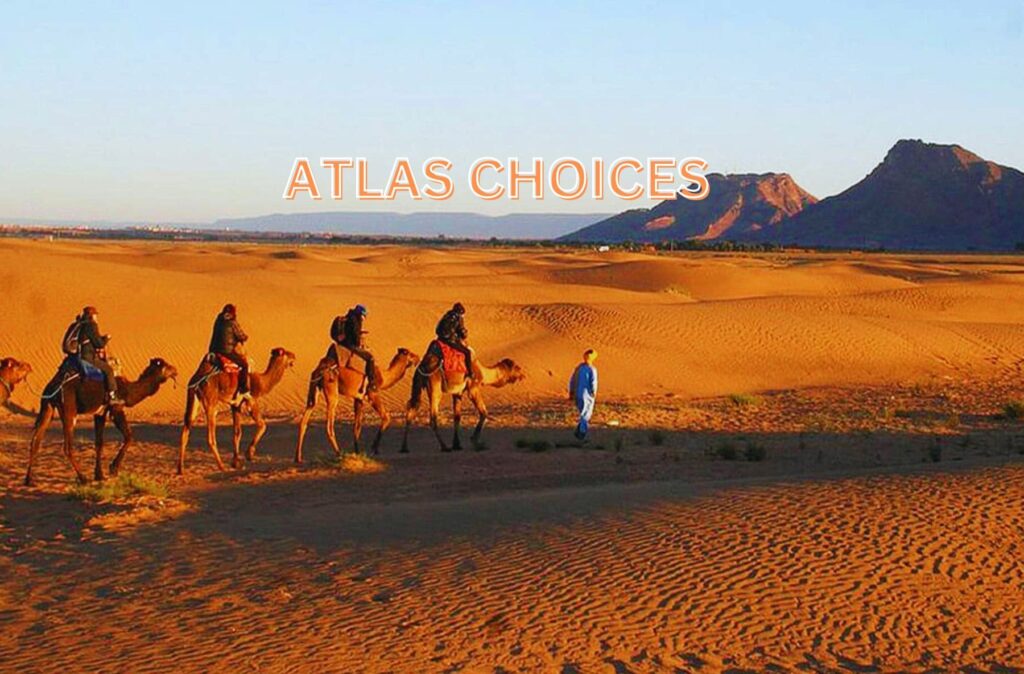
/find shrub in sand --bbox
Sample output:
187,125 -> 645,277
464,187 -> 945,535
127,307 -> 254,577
315,453 -> 387,474
715,442 -> 739,461
69,474 -> 168,503
515,437 -> 554,452
1002,400 -> 1024,420
648,430 -> 666,446
744,443 -> 767,462
729,393 -> 762,407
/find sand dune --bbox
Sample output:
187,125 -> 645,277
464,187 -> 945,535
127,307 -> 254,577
5,241 -> 1024,672
3,241 -> 1024,421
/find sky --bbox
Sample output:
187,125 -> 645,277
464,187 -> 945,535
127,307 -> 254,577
1,0 -> 1022,223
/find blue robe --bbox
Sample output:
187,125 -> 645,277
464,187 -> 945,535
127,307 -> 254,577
569,363 -> 598,439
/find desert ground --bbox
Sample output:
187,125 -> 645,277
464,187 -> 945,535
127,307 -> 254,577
3,239 -> 1024,672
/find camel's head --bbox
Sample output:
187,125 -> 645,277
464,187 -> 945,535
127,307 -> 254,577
496,358 -> 526,386
0,357 -> 32,385
271,347 -> 297,368
144,358 -> 179,383
394,347 -> 421,368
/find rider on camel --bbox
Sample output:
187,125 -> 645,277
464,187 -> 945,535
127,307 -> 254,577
209,304 -> 250,403
327,304 -> 377,392
63,306 -> 122,406
435,302 -> 473,376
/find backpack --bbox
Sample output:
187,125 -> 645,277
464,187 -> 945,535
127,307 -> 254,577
61,319 -> 83,355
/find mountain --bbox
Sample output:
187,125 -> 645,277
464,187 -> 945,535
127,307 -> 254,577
559,173 -> 817,243
212,212 -> 610,240
752,140 -> 1024,250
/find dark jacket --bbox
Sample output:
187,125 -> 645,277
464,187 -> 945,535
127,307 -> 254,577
330,315 -> 345,344
342,309 -> 365,347
77,318 -> 109,362
435,309 -> 468,342
209,314 -> 248,354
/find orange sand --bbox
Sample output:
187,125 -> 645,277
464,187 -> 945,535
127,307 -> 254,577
3,240 -> 1024,672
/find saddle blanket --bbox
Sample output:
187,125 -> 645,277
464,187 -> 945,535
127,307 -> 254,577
432,340 -> 467,375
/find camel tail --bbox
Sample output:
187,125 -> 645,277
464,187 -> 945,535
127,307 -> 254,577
183,388 -> 196,428
33,398 -> 54,429
306,375 -> 320,408
408,369 -> 426,411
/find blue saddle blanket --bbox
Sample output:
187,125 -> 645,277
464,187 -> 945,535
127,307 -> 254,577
63,356 -> 105,382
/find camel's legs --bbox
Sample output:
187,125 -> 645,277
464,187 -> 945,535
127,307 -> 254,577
231,406 -> 243,469
370,393 -> 390,455
25,403 -> 55,486
467,384 -> 489,448
428,386 -> 449,452
178,389 -> 201,475
108,408 -> 132,476
62,403 -> 87,484
246,402 -> 266,462
325,397 -> 342,456
402,401 -> 417,454
352,398 -> 365,454
93,413 -> 107,481
206,404 -> 228,472
451,393 -> 463,451
295,403 -> 316,464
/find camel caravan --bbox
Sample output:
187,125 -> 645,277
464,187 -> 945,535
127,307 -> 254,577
9,301 -> 524,485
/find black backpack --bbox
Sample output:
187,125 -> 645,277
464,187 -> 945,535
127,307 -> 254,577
61,319 -> 83,355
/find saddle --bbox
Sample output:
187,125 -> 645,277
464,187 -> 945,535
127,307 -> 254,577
331,344 -> 368,375
207,352 -> 242,374
42,356 -> 106,399
430,340 -> 468,375
63,355 -> 106,382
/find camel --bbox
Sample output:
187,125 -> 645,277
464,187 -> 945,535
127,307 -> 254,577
294,346 -> 421,462
0,357 -> 32,408
178,347 -> 295,475
25,358 -> 178,486
402,345 -> 525,452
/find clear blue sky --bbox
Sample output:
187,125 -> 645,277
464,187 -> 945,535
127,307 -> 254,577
1,1 -> 1021,222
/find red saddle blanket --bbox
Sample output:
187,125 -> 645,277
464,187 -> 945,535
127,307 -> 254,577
211,353 -> 242,374
432,340 -> 467,375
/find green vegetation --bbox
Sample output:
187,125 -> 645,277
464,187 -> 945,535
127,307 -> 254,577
728,393 -> 762,407
715,442 -> 739,461
1003,400 -> 1024,420
315,452 -> 387,474
68,473 -> 168,503
744,444 -> 767,462
515,437 -> 554,452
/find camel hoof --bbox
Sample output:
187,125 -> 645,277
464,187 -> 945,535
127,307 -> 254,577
441,446 -> 452,453
399,447 -> 409,454
76,475 -> 90,485
24,476 -> 35,488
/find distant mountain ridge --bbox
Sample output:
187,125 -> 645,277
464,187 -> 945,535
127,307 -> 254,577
560,173 -> 817,243
747,140 -> 1024,250
564,140 -> 1024,251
